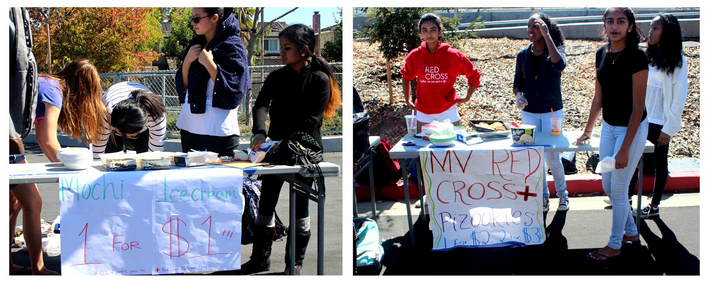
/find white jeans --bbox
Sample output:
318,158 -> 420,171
520,109 -> 568,198
600,119 -> 648,249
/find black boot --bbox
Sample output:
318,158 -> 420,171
236,225 -> 274,274
283,230 -> 311,275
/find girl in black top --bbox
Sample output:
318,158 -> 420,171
578,7 -> 649,261
241,24 -> 341,275
512,12 -> 570,212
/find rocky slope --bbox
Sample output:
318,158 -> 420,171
353,38 -> 700,173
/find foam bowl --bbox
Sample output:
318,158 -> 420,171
57,147 -> 92,170
429,132 -> 457,147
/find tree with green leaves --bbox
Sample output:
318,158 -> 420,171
361,7 -> 426,104
162,8 -> 194,59
28,7 -> 163,73
321,9 -> 343,63
237,7 -> 297,66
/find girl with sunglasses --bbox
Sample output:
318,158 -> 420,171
90,82 -> 167,158
10,59 -> 104,275
241,24 -> 341,275
175,7 -> 249,157
577,7 -> 648,261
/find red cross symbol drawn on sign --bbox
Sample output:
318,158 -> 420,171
516,185 -> 537,201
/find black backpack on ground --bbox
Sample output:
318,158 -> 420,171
241,177 -> 287,245
9,7 -> 38,140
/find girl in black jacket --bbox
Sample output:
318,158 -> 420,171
241,24 -> 341,275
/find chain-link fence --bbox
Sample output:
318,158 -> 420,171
99,63 -> 343,139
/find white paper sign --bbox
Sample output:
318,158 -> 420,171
59,167 -> 243,275
419,146 -> 546,250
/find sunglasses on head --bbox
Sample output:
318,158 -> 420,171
190,15 -> 211,24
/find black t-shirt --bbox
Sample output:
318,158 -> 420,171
596,44 -> 648,126
251,63 -> 331,149
530,51 -> 542,76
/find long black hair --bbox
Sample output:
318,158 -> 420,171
530,12 -> 565,47
110,90 -> 167,149
419,13 -> 444,43
647,14 -> 683,75
278,24 -> 342,119
602,7 -> 645,47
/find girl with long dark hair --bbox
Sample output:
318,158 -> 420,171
513,12 -> 570,213
628,14 -> 688,219
577,7 -> 649,261
241,24 -> 341,275
90,82 -> 167,158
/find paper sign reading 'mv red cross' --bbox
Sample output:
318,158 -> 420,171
419,146 -> 547,250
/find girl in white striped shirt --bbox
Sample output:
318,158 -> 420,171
91,81 -> 167,158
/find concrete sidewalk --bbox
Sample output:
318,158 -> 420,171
354,192 -> 700,275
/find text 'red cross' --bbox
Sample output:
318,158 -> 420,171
516,185 -> 537,201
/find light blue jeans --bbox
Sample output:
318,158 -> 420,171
600,119 -> 648,249
521,109 -> 568,198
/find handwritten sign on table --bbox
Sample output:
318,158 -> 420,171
419,146 -> 546,250
59,167 -> 243,275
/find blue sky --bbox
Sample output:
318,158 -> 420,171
261,7 -> 342,27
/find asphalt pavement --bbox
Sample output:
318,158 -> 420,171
355,191 -> 700,275
11,143 -> 344,276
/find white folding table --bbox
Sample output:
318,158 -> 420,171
8,160 -> 340,275
389,131 -> 655,244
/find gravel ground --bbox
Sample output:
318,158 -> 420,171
353,37 -> 700,174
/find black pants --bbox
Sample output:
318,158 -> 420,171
180,129 -> 240,157
105,130 -> 150,154
629,123 -> 669,206
257,174 -> 312,219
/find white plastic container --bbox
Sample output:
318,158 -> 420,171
56,147 -> 92,170
510,125 -> 536,145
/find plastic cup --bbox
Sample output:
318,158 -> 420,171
550,117 -> 563,136
405,115 -> 417,137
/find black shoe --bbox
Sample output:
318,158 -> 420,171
634,204 -> 659,219
284,230 -> 311,275
236,225 -> 274,275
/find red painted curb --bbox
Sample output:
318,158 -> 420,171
354,171 -> 700,201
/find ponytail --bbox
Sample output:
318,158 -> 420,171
279,24 -> 342,120
311,55 -> 342,120
132,90 -> 167,121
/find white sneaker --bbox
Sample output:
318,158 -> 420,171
558,196 -> 570,211
543,195 -> 550,212
603,197 -> 612,205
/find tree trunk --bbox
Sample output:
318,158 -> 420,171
386,59 -> 393,104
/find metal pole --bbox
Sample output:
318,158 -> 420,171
318,185 -> 325,275
289,183 -> 296,274
400,159 -> 415,244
